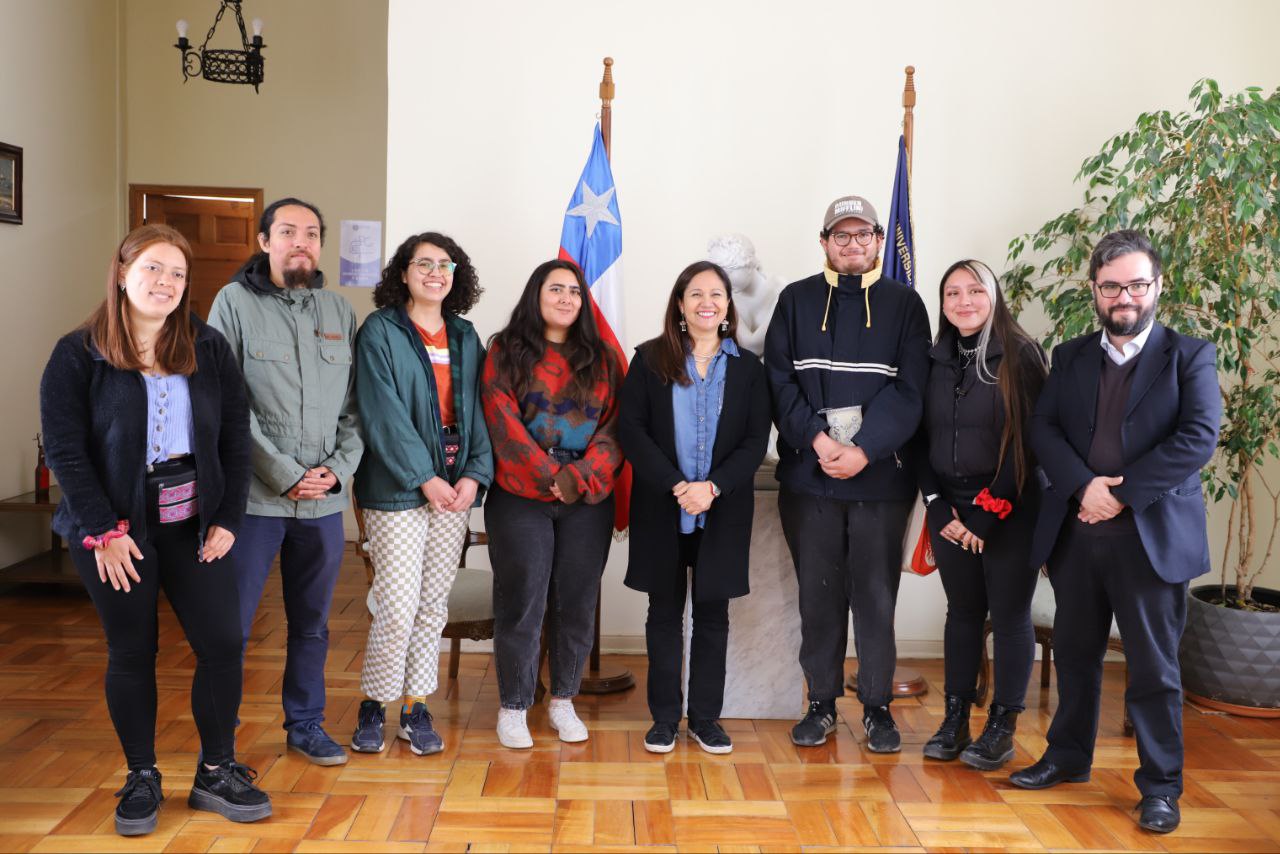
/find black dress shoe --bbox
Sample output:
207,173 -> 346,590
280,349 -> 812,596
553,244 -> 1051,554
1136,795 -> 1179,833
1008,757 -> 1091,790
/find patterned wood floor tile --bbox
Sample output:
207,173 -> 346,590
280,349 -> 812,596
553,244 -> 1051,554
0,547 -> 1275,851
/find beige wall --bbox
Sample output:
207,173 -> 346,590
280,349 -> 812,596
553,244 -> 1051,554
0,0 -> 123,565
123,0 -> 388,322
386,0 -> 1280,648
124,0 -> 389,538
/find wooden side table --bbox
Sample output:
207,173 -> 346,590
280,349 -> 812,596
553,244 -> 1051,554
0,487 -> 78,585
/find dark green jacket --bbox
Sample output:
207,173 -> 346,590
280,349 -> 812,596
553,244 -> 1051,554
353,307 -> 493,510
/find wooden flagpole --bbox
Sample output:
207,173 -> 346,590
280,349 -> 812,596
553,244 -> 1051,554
580,56 -> 635,695
902,65 -> 915,171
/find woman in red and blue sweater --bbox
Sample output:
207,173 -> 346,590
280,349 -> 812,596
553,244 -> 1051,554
482,259 -> 624,749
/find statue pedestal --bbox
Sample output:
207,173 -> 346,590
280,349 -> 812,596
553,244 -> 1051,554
719,478 -> 805,719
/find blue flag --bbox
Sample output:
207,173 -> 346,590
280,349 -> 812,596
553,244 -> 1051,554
884,135 -> 916,288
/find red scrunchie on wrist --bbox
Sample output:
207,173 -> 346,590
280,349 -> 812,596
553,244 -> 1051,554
82,520 -> 130,551
973,488 -> 1012,520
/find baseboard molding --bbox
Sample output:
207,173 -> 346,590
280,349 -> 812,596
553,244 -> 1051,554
454,635 -> 1123,663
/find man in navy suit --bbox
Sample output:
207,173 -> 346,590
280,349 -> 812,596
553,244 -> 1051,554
1009,230 -> 1221,834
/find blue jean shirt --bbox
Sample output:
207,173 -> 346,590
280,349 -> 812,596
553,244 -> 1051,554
672,338 -> 738,533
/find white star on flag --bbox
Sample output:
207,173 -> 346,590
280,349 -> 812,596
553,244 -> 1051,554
566,181 -> 618,238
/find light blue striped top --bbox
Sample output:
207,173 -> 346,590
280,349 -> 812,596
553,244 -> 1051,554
143,373 -> 193,464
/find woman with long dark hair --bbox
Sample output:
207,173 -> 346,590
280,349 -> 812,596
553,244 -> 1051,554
39,225 -> 269,836
916,259 -> 1047,770
350,232 -> 492,757
482,259 -> 625,749
618,261 -> 771,754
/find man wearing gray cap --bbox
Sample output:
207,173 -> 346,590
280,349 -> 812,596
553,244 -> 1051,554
763,195 -> 931,751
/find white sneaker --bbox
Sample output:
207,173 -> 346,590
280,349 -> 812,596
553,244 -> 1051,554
548,698 -> 589,743
497,707 -> 533,749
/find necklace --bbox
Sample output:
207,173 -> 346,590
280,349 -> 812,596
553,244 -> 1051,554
957,341 -> 980,365
692,350 -> 718,363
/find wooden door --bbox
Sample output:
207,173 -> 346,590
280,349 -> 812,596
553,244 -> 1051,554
129,185 -> 263,319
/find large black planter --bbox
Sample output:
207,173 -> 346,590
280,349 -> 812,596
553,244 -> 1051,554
1179,585 -> 1280,710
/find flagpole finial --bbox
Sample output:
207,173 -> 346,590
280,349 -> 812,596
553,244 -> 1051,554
599,57 -> 615,160
901,66 -> 916,170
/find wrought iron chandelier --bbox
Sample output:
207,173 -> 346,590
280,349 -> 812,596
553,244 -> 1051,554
174,1 -> 266,92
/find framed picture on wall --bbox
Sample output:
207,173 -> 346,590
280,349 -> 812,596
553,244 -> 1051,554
0,143 -> 22,225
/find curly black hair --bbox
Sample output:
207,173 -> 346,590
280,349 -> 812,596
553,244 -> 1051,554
373,231 -> 482,315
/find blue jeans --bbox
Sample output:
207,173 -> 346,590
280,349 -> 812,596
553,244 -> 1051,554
230,512 -> 346,729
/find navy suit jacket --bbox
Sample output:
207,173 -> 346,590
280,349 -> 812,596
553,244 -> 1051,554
1028,323 -> 1221,582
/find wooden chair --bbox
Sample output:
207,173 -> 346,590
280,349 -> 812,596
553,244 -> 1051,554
976,573 -> 1132,736
353,500 -> 494,682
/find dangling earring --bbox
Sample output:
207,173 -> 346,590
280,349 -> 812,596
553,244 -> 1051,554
720,319 -> 729,333
679,317 -> 687,333
119,283 -> 125,292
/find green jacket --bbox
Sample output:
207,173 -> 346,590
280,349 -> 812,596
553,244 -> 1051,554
353,307 -> 493,511
207,256 -> 364,518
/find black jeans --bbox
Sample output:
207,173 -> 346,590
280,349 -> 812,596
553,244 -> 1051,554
646,531 -> 730,724
71,516 -> 242,770
778,489 -> 913,706
1045,520 -> 1188,798
485,486 -> 615,710
928,497 -> 1038,709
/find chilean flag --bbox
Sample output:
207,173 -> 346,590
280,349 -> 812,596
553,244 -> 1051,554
559,123 -> 631,531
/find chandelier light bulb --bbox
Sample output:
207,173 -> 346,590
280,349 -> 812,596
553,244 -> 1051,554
176,19 -> 189,39
252,18 -> 264,36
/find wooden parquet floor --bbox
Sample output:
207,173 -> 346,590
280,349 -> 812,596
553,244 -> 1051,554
0,547 -> 1278,852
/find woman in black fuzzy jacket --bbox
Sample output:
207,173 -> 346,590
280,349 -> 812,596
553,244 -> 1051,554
914,259 -> 1047,773
39,224 -> 269,836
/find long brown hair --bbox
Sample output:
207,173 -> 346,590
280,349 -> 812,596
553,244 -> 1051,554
85,224 -> 197,375
645,261 -> 739,386
937,259 -> 1047,494
488,259 -> 616,406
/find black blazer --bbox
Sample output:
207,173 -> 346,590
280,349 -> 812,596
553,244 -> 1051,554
1028,323 -> 1220,582
618,341 -> 771,601
40,316 -> 252,544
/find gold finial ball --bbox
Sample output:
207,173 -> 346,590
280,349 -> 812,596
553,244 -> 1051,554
604,57 -> 614,66
906,65 -> 915,75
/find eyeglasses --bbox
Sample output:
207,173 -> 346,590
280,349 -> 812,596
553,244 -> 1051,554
830,230 -> 877,247
409,259 -> 457,275
1095,279 -> 1154,298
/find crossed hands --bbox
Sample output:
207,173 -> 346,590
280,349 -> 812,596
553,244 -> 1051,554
939,508 -> 984,554
287,466 -> 337,501
673,480 -> 716,515
813,431 -> 869,480
1078,475 -> 1126,524
421,476 -> 480,513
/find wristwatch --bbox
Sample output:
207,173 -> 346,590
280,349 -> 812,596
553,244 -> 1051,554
709,481 -> 721,497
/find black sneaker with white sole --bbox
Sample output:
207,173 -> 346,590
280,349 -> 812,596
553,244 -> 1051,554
862,704 -> 902,753
643,721 -> 678,754
188,760 -> 272,823
790,700 -> 837,746
114,767 -> 163,836
689,719 -> 733,754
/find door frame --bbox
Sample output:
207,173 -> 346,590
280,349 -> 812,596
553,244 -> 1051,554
128,184 -> 264,231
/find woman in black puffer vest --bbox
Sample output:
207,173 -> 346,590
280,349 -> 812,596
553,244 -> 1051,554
915,259 -> 1047,771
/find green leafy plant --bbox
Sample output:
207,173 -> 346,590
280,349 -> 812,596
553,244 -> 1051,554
1004,79 -> 1280,609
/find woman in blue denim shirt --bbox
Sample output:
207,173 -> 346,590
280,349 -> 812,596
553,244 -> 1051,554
618,261 -> 771,755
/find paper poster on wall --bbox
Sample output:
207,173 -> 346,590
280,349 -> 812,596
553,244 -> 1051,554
339,220 -> 382,287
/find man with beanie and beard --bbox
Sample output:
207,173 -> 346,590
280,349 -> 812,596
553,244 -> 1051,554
764,195 -> 931,752
1010,230 -> 1220,835
208,198 -> 363,766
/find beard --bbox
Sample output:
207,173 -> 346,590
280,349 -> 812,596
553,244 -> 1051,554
827,250 -> 878,276
282,265 -> 314,289
1097,300 -> 1155,337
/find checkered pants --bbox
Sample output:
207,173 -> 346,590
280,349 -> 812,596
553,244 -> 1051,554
360,505 -> 469,702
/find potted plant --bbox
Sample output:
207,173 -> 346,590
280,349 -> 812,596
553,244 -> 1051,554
1003,79 -> 1280,713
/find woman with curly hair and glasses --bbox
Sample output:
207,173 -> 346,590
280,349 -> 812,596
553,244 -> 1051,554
350,232 -> 493,757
